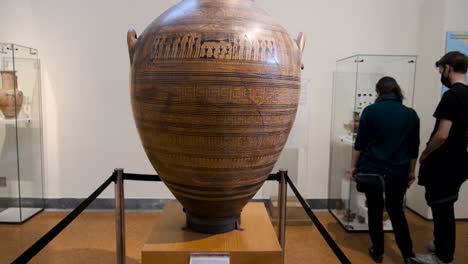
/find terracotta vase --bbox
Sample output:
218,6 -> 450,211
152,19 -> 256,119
128,0 -> 305,233
0,71 -> 23,119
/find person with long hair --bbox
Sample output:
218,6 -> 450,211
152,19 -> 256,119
350,76 -> 420,263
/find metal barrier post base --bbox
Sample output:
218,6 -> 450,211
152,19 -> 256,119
277,170 -> 288,264
115,168 -> 126,264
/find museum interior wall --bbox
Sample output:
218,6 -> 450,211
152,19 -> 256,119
0,0 -> 466,211
406,0 -> 468,219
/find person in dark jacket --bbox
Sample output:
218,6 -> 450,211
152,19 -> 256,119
416,51 -> 468,264
350,76 -> 420,264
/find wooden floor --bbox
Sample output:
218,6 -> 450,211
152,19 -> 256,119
0,209 -> 467,264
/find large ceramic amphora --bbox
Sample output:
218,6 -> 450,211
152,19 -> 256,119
127,0 -> 305,233
0,71 -> 23,119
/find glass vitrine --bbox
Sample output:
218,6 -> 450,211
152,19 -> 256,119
328,55 -> 417,231
0,43 -> 44,223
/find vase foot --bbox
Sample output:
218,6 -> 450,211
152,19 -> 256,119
185,212 -> 241,234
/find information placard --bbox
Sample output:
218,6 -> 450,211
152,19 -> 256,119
189,253 -> 230,264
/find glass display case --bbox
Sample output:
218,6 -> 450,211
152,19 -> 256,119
328,55 -> 417,231
0,43 -> 44,223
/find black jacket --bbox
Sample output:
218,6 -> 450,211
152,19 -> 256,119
355,95 -> 420,187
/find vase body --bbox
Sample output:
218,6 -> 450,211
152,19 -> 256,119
128,0 -> 304,233
0,71 -> 23,119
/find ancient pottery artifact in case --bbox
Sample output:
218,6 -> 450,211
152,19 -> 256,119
127,0 -> 305,233
343,111 -> 360,134
0,71 -> 23,119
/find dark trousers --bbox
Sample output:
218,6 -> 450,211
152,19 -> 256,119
431,201 -> 456,263
365,187 -> 414,258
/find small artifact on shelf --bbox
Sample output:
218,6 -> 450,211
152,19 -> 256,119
343,209 -> 356,222
343,111 -> 360,134
0,70 -> 23,119
335,199 -> 345,210
357,214 -> 366,224
127,0 -> 305,234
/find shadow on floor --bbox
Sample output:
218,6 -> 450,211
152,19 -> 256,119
326,221 -> 403,263
32,248 -> 139,264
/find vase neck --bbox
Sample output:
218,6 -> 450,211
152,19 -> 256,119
1,71 -> 15,90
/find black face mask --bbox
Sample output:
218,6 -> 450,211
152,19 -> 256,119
440,67 -> 452,88
441,74 -> 452,88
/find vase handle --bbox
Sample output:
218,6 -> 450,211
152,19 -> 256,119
295,32 -> 306,70
127,29 -> 138,64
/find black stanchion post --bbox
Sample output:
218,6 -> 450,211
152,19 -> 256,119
285,174 -> 352,264
278,169 -> 287,264
114,168 -> 126,264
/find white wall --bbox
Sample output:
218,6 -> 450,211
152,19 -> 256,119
258,0 -> 424,198
1,0 -> 181,198
406,0 -> 468,219
445,0 -> 468,32
0,1 -> 36,44
406,0 -> 447,219
447,0 -> 468,220
34,0 -> 186,199
5,0 -> 458,200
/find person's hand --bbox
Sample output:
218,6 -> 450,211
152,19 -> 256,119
420,152 -> 428,165
345,167 -> 357,180
408,172 -> 416,187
